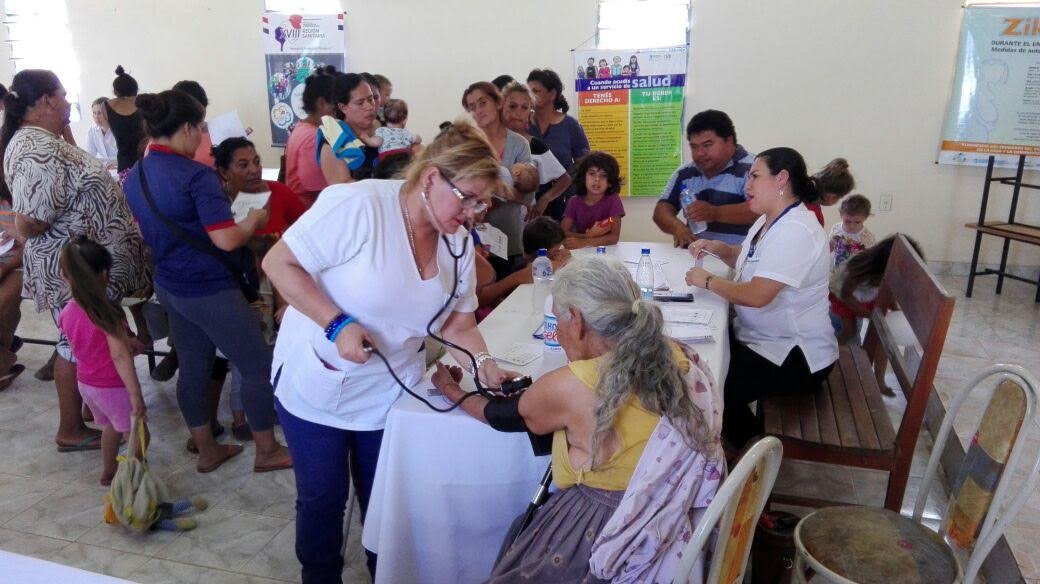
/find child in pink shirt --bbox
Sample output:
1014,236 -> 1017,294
58,237 -> 147,486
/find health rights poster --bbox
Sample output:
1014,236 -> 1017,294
939,6 -> 1040,170
574,46 -> 688,196
261,13 -> 346,147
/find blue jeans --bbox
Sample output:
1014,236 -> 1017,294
275,388 -> 382,584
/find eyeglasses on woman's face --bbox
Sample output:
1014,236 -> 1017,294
442,174 -> 488,214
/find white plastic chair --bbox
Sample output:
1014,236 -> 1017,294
673,436 -> 783,584
792,364 -> 1040,584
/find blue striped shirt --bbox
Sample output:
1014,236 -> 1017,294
659,145 -> 755,243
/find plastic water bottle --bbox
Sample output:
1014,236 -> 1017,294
596,246 -> 607,254
680,187 -> 707,235
543,294 -> 562,352
532,248 -> 553,313
635,247 -> 654,300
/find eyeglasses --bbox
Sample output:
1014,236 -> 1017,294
443,174 -> 489,214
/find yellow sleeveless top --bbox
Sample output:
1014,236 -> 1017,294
551,345 -> 689,491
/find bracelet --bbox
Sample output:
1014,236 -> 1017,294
704,275 -> 714,291
324,313 -> 355,342
472,352 -> 495,373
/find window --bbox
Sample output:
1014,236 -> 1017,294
597,0 -> 691,50
2,0 -> 81,120
264,0 -> 343,13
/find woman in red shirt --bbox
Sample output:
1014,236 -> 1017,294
211,136 -> 305,439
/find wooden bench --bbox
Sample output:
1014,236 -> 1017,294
760,234 -> 955,511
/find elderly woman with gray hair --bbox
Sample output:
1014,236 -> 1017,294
434,256 -> 723,582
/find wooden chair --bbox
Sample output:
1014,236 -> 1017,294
760,234 -> 955,511
674,437 -> 783,584
791,364 -> 1040,584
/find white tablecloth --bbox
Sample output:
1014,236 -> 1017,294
362,241 -> 730,584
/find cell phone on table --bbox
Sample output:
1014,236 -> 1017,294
653,291 -> 694,302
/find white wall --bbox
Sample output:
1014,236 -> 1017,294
7,0 -> 1039,268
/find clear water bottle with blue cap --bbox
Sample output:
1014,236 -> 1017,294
532,248 -> 553,313
681,186 -> 707,235
595,246 -> 607,254
635,247 -> 654,300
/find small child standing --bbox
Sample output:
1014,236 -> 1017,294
374,99 -> 421,161
829,194 -> 876,269
58,237 -> 147,487
561,151 -> 625,249
829,235 -> 925,344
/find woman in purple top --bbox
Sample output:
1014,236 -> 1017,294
526,69 -> 590,220
561,151 -> 625,250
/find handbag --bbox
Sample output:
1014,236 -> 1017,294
107,416 -> 168,532
137,161 -> 260,303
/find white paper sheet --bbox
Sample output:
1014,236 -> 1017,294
664,323 -> 714,343
661,306 -> 713,325
207,110 -> 248,146
475,223 -> 508,260
495,343 -> 544,366
231,191 -> 271,223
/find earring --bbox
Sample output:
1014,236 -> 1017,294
777,188 -> 785,198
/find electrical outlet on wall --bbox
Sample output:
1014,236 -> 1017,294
879,194 -> 893,212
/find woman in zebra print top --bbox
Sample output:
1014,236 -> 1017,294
0,69 -> 149,452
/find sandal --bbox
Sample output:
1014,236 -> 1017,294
0,364 -> 25,392
56,432 -> 102,452
197,444 -> 243,474
9,336 -> 22,354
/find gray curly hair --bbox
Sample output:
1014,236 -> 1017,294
551,256 -> 710,467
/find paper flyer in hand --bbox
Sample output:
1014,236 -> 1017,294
475,223 -> 508,259
232,191 -> 271,223
207,110 -> 248,146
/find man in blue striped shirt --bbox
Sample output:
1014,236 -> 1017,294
653,110 -> 758,246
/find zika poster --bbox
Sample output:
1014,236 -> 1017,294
939,6 -> 1040,170
574,46 -> 687,196
261,13 -> 346,147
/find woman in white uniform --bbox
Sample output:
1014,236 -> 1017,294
262,119 -> 518,584
685,147 -> 837,450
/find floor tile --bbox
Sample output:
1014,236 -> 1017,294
153,506 -> 289,572
3,484 -> 106,541
129,557 -> 288,584
51,542 -> 151,579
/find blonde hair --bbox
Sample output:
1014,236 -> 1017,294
501,81 -> 532,102
403,117 -> 506,195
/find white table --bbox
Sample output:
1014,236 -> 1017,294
362,241 -> 729,584
0,550 -> 134,583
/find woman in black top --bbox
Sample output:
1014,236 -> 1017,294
105,66 -> 144,172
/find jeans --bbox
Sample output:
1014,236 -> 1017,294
156,286 -> 276,431
276,390 -> 382,584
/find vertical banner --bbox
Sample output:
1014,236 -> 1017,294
261,13 -> 346,147
574,46 -> 687,196
939,6 -> 1040,169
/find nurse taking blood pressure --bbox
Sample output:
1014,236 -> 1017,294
262,119 -> 520,583
685,147 -> 837,454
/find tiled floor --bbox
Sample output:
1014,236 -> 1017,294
0,273 -> 1036,582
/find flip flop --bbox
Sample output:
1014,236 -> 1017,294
0,364 -> 25,392
56,432 -> 102,452
253,459 -> 293,473
197,444 -> 244,474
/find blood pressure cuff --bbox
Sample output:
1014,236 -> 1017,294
484,395 -> 553,457
484,395 -> 528,433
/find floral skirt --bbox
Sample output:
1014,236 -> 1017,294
487,484 -> 622,583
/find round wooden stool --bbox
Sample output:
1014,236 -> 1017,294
793,506 -> 961,583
